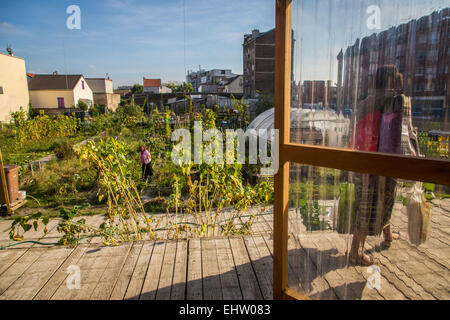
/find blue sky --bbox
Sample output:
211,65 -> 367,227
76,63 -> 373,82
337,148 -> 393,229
0,0 -> 274,86
0,0 -> 448,87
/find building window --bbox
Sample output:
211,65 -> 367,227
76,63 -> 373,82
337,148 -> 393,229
82,80 -> 85,89
418,34 -> 427,44
415,66 -> 424,76
57,97 -> 65,109
0,86 -> 3,94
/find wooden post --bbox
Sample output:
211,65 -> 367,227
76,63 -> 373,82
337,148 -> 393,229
273,0 -> 292,300
0,148 -> 12,216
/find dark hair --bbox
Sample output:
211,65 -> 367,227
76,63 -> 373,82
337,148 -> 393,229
375,65 -> 403,91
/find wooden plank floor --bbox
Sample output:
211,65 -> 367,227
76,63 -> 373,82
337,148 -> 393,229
0,236 -> 273,300
0,199 -> 449,300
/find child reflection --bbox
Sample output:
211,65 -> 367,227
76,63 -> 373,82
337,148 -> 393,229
349,65 -> 419,265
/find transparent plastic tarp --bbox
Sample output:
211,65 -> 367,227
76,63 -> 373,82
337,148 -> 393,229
291,0 -> 449,160
288,163 -> 450,300
287,0 -> 450,300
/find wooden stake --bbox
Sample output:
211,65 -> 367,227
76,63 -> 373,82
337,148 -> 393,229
0,148 -> 12,216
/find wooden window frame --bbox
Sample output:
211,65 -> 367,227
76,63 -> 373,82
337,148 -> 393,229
273,0 -> 450,300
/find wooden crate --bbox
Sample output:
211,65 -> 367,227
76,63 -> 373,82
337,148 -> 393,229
0,197 -> 26,216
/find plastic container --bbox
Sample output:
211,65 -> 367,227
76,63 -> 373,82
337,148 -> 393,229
0,165 -> 20,204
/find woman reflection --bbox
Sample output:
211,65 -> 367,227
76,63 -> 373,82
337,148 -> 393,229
349,65 -> 419,265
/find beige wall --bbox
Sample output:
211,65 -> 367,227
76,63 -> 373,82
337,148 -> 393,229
29,90 -> 74,109
0,53 -> 30,122
86,79 -> 113,94
224,75 -> 244,93
93,93 -> 120,112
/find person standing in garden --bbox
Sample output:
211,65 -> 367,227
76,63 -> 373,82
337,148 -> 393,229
139,145 -> 153,181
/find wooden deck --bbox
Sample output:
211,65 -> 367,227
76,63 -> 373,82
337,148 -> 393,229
0,200 -> 449,300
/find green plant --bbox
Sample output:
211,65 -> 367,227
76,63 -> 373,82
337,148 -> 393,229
299,199 -> 330,231
76,138 -> 156,242
131,84 -> 143,94
424,183 -> 435,193
53,139 -> 75,159
170,82 -> 193,93
11,108 -> 79,143
77,100 -> 89,111
9,213 -> 50,241
254,91 -> 274,116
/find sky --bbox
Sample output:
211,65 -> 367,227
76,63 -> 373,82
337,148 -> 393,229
0,0 -> 275,87
294,0 -> 449,83
0,0 -> 448,87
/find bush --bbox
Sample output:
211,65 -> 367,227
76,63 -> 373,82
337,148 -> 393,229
11,108 -> 79,143
20,158 -> 97,201
77,100 -> 89,111
424,183 -> 435,193
89,104 -> 107,117
53,139 -> 75,159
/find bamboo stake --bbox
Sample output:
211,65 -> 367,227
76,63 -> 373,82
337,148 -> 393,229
0,148 -> 12,216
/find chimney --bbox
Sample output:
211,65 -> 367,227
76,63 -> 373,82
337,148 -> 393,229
252,29 -> 260,38
53,71 -> 58,75
6,45 -> 13,56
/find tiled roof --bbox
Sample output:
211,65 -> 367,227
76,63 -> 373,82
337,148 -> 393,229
144,78 -> 161,87
143,78 -> 161,87
28,74 -> 83,90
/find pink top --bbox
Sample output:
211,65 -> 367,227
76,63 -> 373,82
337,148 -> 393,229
352,110 -> 381,152
139,150 -> 151,164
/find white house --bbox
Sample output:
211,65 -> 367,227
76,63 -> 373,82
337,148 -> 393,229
223,75 -> 244,93
28,74 -> 93,110
0,52 -> 30,122
143,78 -> 171,94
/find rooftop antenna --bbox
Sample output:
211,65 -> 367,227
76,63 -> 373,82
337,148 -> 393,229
6,44 -> 13,56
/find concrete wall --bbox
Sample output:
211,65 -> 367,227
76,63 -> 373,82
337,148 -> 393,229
93,93 -> 120,112
86,79 -> 113,94
199,84 -> 219,93
29,90 -> 74,109
224,76 -> 244,93
0,53 -> 30,122
143,86 -> 160,93
160,86 -> 172,93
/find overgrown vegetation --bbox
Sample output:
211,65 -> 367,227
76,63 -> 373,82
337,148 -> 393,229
5,97 -> 275,245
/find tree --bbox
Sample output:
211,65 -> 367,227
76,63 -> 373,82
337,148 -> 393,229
164,81 -> 180,92
172,82 -> 193,93
131,84 -> 143,94
254,91 -> 274,116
